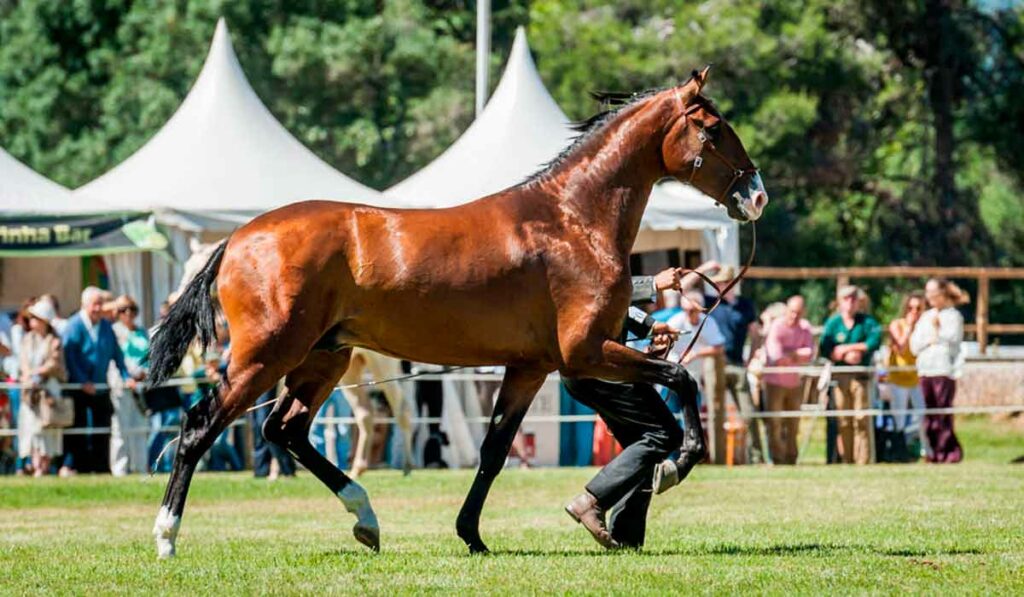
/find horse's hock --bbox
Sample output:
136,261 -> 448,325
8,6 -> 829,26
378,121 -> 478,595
956,360 -> 1024,407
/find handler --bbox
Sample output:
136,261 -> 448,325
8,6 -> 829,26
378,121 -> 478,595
563,268 -> 689,549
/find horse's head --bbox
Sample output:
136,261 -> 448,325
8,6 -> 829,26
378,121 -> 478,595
661,67 -> 767,222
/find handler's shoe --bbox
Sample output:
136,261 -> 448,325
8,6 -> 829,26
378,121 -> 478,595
565,492 -> 619,550
653,459 -> 680,495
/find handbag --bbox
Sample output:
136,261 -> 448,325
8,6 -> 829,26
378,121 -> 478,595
38,379 -> 74,429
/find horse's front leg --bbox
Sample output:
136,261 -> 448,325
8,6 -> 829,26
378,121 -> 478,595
456,366 -> 547,554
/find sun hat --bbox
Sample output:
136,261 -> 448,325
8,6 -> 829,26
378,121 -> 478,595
28,299 -> 57,324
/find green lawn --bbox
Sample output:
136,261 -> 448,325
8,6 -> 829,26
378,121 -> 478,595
2,417 -> 1022,595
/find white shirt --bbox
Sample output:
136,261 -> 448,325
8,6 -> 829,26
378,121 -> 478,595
666,311 -> 725,382
910,307 -> 963,378
80,309 -> 100,343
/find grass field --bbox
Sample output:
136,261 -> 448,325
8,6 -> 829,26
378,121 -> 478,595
2,417 -> 1023,595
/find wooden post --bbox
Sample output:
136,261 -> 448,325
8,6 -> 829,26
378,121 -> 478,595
977,274 -> 990,355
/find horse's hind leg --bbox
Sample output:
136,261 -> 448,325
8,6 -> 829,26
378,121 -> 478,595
263,348 -> 381,552
153,361 -> 282,558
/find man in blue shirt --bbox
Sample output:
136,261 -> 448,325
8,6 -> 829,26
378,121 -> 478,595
62,287 -> 134,474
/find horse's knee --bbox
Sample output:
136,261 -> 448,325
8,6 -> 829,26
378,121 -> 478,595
177,394 -> 223,461
670,364 -> 698,398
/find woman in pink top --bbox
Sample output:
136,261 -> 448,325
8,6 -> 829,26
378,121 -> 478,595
763,295 -> 815,464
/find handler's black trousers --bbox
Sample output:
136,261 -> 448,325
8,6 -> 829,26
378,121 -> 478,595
563,378 -> 683,547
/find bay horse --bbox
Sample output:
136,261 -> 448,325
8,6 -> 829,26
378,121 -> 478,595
148,66 -> 766,558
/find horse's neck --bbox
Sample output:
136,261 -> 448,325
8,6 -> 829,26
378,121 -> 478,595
548,105 -> 667,257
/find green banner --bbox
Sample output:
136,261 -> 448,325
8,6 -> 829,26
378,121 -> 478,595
0,212 -> 168,257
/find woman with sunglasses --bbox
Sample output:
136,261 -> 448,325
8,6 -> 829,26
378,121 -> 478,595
884,292 -> 927,459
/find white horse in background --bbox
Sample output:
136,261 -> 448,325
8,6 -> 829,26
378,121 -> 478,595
179,238 -> 415,477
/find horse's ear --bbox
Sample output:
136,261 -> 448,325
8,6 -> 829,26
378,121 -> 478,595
692,65 -> 712,91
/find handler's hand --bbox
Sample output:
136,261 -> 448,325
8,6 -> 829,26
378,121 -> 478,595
647,323 -> 679,358
82,382 -> 96,396
653,268 -> 684,292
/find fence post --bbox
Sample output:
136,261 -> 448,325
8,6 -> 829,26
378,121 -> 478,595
977,274 -> 990,355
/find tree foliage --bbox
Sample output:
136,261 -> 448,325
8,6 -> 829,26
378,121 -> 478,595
1,0 -> 1022,286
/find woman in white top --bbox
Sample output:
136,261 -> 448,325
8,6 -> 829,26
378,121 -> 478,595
910,278 -> 967,463
17,299 -> 67,476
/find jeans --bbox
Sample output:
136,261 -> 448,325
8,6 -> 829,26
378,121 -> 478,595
249,390 -> 296,477
309,389 -> 350,469
147,408 -> 181,474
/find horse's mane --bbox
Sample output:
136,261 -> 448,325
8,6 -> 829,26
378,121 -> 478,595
523,88 -> 662,184
523,71 -> 715,185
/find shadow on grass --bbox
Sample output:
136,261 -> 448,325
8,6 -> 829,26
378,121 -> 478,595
485,542 -> 984,558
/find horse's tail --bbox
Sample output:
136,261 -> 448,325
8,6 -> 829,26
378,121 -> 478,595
148,239 -> 229,386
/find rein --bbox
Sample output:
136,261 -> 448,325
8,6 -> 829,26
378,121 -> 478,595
675,221 -> 757,362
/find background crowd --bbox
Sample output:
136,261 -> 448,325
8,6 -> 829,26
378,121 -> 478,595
0,259 -> 973,478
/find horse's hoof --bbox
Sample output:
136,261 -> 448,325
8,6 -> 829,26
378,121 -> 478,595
155,542 -> 176,559
354,523 -> 380,552
467,540 -> 490,555
338,482 -> 380,552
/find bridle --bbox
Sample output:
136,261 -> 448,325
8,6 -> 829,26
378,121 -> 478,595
682,102 -> 760,208
673,105 -> 759,361
675,223 -> 756,362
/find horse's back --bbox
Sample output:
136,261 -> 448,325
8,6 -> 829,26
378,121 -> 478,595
218,197 -> 561,368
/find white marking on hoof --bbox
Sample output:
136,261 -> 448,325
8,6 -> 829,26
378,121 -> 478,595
153,506 -> 181,559
338,482 -> 380,551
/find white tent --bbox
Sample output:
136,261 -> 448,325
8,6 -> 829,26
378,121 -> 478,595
73,18 -> 389,320
0,147 -> 101,214
75,18 -> 383,225
386,26 -> 739,265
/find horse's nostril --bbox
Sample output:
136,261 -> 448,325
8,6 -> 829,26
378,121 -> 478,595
752,192 -> 768,211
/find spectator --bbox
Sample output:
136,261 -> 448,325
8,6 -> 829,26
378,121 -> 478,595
667,291 -> 726,462
110,295 -> 149,475
651,289 -> 682,323
884,292 -> 926,456
763,295 -> 815,465
17,299 -> 68,477
704,266 -> 765,464
7,298 -> 37,473
61,286 -> 135,475
910,278 -> 967,464
39,295 -> 68,336
820,285 -> 882,464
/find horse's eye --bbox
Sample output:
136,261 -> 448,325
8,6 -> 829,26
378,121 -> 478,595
706,123 -> 721,140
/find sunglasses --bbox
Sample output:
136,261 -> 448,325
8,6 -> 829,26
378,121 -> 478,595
118,306 -> 138,314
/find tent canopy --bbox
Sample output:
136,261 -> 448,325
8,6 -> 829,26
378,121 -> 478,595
386,27 -> 739,260
0,147 -> 102,214
75,18 -> 383,217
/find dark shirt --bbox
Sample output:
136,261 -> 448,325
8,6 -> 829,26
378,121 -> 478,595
704,294 -> 757,365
